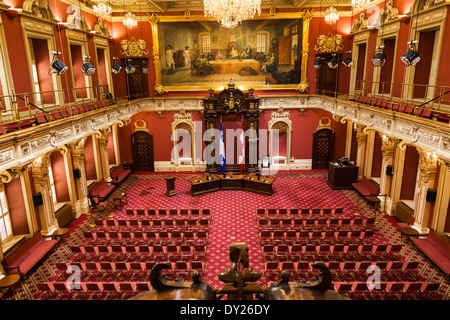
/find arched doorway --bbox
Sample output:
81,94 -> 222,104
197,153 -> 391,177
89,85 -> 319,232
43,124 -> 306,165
132,120 -> 154,171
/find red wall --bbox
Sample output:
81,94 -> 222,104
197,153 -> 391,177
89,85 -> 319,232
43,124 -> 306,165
4,177 -> 29,235
371,132 -> 383,178
400,145 -> 419,200
50,151 -> 70,202
84,135 -> 97,180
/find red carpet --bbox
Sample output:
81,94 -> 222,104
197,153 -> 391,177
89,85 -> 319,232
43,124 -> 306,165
3,170 -> 449,300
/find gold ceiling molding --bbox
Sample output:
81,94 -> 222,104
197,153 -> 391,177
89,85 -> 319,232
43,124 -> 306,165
314,31 -> 344,53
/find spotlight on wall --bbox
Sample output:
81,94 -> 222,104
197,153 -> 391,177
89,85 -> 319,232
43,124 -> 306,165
400,41 -> 420,67
81,56 -> 96,76
342,51 -> 354,68
125,61 -> 136,74
49,52 -> 68,75
327,54 -> 339,69
111,57 -> 122,74
142,63 -> 149,74
313,57 -> 322,69
372,46 -> 386,67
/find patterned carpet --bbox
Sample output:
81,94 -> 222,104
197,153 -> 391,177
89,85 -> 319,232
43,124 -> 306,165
2,170 -> 449,300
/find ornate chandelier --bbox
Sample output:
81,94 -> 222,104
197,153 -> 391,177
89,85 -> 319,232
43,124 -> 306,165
123,11 -> 138,30
324,6 -> 339,25
93,2 -> 112,20
351,0 -> 371,11
204,0 -> 261,29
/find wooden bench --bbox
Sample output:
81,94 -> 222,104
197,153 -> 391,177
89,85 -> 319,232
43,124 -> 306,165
88,179 -> 115,206
2,233 -> 58,277
412,229 -> 450,276
110,164 -> 132,185
352,177 -> 380,199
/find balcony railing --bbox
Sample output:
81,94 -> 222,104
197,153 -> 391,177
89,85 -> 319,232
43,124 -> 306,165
321,80 -> 450,124
0,85 -> 113,134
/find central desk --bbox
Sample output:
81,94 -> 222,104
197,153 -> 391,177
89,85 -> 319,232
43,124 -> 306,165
188,175 -> 275,196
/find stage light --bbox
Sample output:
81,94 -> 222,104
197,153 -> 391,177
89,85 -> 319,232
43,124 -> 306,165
50,53 -> 68,75
125,63 -> 135,74
372,47 -> 386,67
327,55 -> 339,69
313,57 -> 321,69
141,64 -> 149,74
81,56 -> 96,76
342,51 -> 354,68
400,43 -> 420,66
112,62 -> 122,74
111,57 -> 122,74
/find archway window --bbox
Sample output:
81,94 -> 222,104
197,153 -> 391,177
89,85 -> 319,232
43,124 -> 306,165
257,32 -> 269,53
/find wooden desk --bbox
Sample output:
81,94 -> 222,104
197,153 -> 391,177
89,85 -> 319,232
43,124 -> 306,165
0,274 -> 21,297
188,176 -> 221,196
113,193 -> 127,211
188,175 -> 275,196
209,59 -> 260,74
217,174 -> 246,190
327,162 -> 359,190
52,228 -> 70,240
401,227 -> 419,242
242,176 -> 275,195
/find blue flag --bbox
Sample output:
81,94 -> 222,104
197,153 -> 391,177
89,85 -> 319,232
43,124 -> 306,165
220,121 -> 226,173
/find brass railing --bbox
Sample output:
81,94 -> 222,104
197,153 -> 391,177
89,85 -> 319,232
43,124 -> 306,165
319,80 -> 450,122
354,80 -> 450,110
0,85 -> 112,132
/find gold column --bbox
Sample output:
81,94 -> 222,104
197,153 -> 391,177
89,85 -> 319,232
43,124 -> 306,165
388,141 -> 406,216
354,124 -> 367,179
31,154 -> 59,236
10,165 -> 38,235
432,160 -> 450,233
71,139 -> 90,217
379,135 -> 398,213
95,128 -> 112,183
413,148 -> 438,233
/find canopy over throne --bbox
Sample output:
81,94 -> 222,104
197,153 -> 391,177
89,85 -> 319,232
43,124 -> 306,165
203,81 -> 261,174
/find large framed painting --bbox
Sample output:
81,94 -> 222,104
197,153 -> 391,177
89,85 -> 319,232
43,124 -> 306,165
149,10 -> 312,94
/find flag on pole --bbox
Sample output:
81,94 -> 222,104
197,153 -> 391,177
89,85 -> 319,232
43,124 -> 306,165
220,120 -> 226,173
239,120 -> 245,173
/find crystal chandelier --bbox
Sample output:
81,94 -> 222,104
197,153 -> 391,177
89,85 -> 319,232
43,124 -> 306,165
93,2 -> 112,20
123,11 -> 138,30
324,6 -> 339,25
351,0 -> 371,11
204,0 -> 261,29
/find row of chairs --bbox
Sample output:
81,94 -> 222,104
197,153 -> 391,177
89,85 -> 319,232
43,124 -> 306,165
333,281 -> 440,300
352,95 -> 433,119
259,229 -> 375,246
257,216 -> 375,231
257,208 -> 343,218
94,218 -> 211,230
70,244 -> 208,262
126,208 -> 211,219
37,281 -> 152,300
83,230 -> 209,246
264,260 -> 420,284
54,261 -> 205,283
262,243 -> 402,262
34,99 -> 113,125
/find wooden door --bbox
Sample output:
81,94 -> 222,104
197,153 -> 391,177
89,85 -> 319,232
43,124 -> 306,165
122,57 -> 148,100
278,36 -> 291,65
316,53 -> 340,97
132,131 -> 154,171
312,128 -> 334,169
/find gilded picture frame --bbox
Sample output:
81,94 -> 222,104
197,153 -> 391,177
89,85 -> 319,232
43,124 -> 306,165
149,10 -> 312,95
